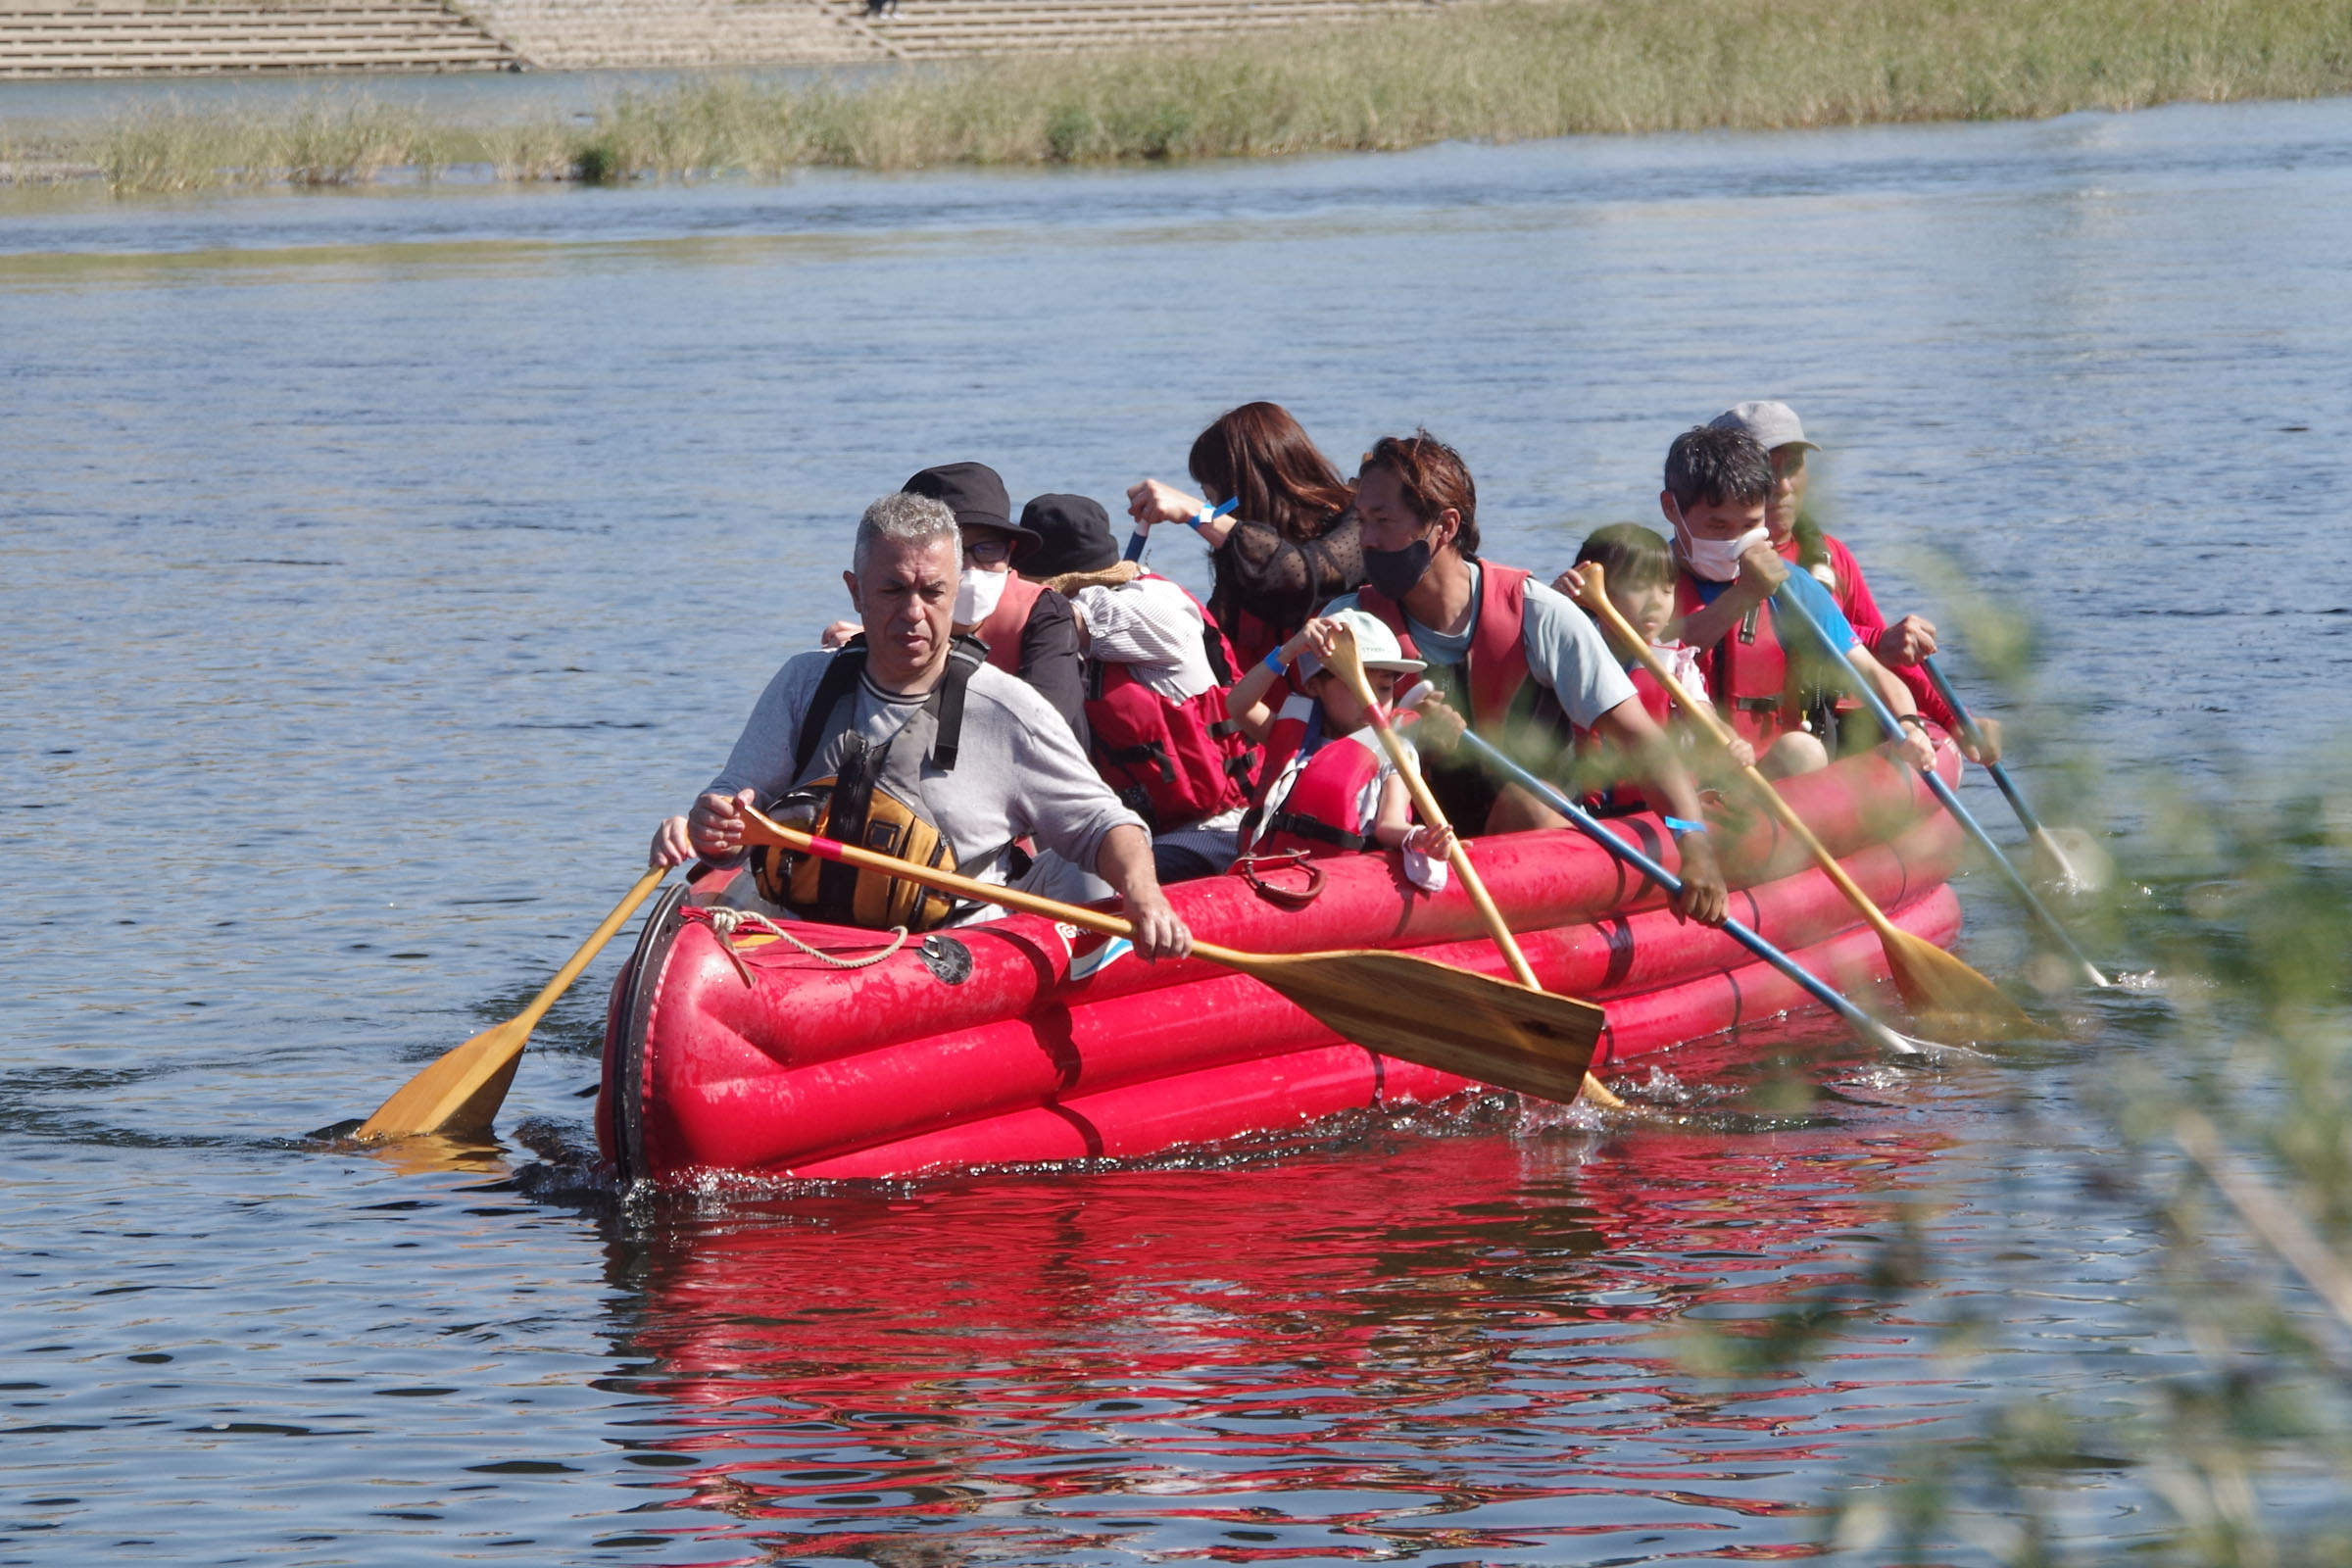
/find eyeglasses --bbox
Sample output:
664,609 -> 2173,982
962,532 -> 1014,564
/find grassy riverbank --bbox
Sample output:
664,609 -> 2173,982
16,0 -> 2352,191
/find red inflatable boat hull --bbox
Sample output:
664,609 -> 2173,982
600,746 -> 1969,1183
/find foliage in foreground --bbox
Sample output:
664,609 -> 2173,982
1687,734 -> 2352,1564
50,0 -> 2352,192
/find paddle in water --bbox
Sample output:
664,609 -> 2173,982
1571,564 -> 2037,1039
731,803 -> 1606,1106
1769,586 -> 2112,989
354,864 -> 670,1142
1919,654 -> 2107,892
1322,624 -> 1631,1108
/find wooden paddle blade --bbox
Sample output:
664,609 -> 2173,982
1227,947 -> 1604,1104
1881,926 -> 2037,1040
355,1017 -> 530,1141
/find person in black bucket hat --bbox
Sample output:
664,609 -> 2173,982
1020,493 -> 1257,885
1015,494 -> 1118,581
818,462 -> 1085,739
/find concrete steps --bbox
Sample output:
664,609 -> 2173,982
0,0 -> 1440,75
460,0 -> 887,67
827,0 -> 1443,58
0,0 -> 519,73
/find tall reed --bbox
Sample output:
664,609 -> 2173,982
46,0 -> 2352,193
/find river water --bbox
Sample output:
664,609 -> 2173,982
5,92 -> 2350,1563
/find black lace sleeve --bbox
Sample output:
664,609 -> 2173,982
1211,510 -> 1365,634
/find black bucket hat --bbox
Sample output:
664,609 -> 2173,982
1018,494 -> 1118,580
904,462 -> 1042,560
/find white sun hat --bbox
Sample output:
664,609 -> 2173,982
1297,607 -> 1425,681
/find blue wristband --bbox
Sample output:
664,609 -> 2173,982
1262,647 -> 1289,674
1191,495 -> 1241,531
1662,814 -> 1708,836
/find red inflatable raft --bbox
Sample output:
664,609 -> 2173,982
599,743 -> 1967,1184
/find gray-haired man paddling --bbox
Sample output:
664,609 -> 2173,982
652,491 -> 1192,960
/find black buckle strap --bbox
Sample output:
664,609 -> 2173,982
1265,810 -> 1370,853
1102,740 -> 1176,783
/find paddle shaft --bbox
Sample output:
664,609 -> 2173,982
354,861 -> 668,1140
1774,589 -> 2110,986
1576,567 -> 1912,950
1448,728 -> 1917,1055
1921,655 -> 2055,836
735,805 -> 1263,964
1349,686 -> 1543,992
1327,635 -> 1627,1108
531,865 -> 672,1029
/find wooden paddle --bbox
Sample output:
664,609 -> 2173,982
732,804 -> 1603,1105
1322,625 -> 1630,1110
1571,564 -> 2036,1039
355,864 -> 669,1142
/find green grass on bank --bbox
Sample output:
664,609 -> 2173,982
26,0 -> 2352,192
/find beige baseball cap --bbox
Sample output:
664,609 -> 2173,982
1298,607 -> 1425,680
1710,400 -> 1820,453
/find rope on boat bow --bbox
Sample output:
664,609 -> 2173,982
680,905 -> 909,985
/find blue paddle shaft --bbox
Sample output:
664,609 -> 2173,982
1772,587 -> 2108,985
1122,529 -> 1149,563
1921,656 -> 2047,836
1449,729 -> 1911,1053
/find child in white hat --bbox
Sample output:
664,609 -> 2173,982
1222,609 -> 1457,891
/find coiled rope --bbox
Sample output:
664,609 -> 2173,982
680,905 -> 908,986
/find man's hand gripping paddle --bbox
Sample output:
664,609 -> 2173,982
733,804 -> 1606,1105
1571,564 -> 2038,1039
1322,624 -> 1632,1109
354,864 -> 670,1142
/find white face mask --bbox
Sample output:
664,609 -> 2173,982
1676,519 -> 1770,583
954,565 -> 1008,626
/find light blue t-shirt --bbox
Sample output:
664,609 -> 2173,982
1689,566 -> 1859,659
1324,564 -> 1638,729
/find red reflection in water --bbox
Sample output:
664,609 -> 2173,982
598,1063 -> 1958,1565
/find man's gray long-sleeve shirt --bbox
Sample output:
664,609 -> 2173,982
708,651 -> 1145,883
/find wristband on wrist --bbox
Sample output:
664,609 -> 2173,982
1263,647 -> 1290,674
1896,711 -> 1929,730
1190,495 -> 1241,531
1662,814 -> 1709,836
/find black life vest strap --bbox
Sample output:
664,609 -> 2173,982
926,637 -> 985,774
1102,739 -> 1176,783
793,641 -> 870,780
1200,622 -> 1236,686
797,635 -> 983,781
1265,810 -> 1371,853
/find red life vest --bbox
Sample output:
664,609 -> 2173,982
972,573 -> 1046,675
1673,570 -> 1800,750
1354,562 -> 1572,755
1252,717 -> 1386,858
1082,575 -> 1256,833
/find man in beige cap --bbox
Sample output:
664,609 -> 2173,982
1698,401 -> 1993,760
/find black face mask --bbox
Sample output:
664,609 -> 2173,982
1362,539 -> 1433,602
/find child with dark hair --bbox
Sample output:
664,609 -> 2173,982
1633,425 -> 1934,778
1567,524 -> 1755,803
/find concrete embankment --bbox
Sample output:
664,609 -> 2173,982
0,0 -> 1446,75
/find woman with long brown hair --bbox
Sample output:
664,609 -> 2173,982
1126,401 -> 1364,672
